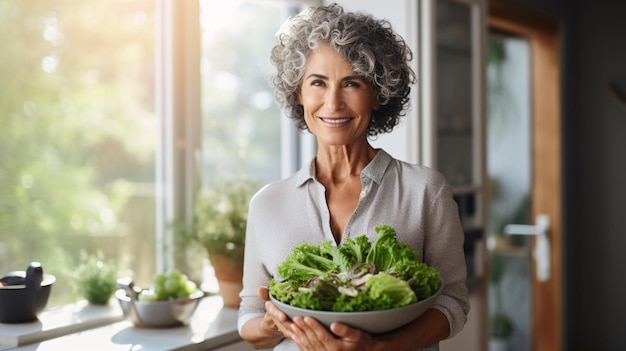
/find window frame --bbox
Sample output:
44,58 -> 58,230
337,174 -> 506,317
155,0 -> 202,273
156,0 -> 318,272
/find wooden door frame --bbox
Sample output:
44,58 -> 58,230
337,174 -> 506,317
488,1 -> 562,350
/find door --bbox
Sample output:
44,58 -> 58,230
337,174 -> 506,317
487,1 -> 562,350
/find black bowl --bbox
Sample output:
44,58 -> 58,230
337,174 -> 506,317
0,262 -> 56,323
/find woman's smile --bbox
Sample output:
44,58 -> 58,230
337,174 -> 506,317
319,117 -> 353,126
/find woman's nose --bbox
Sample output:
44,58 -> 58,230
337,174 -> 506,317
325,86 -> 344,111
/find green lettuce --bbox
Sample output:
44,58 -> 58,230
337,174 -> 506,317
269,224 -> 441,312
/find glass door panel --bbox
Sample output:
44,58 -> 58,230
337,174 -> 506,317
487,31 -> 532,351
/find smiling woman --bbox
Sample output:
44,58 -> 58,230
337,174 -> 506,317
238,4 -> 469,351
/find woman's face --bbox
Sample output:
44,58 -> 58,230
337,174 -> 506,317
299,43 -> 379,148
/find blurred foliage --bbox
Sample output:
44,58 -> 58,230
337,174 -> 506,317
489,252 -> 515,338
487,34 -> 519,139
0,0 -> 156,306
73,251 -> 120,305
176,179 -> 260,264
199,0 -> 283,187
1,0 -> 291,307
490,311 -> 514,338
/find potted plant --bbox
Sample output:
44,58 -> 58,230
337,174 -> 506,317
489,253 -> 514,351
74,251 -> 118,305
178,179 -> 259,307
490,311 -> 513,350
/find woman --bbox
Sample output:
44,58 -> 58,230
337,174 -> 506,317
238,4 -> 469,350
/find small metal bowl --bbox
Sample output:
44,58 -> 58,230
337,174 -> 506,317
115,289 -> 204,328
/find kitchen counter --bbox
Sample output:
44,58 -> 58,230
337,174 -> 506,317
1,296 -> 253,351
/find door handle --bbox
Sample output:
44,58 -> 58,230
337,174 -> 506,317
504,214 -> 551,282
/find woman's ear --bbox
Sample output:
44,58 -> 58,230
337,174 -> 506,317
372,98 -> 380,111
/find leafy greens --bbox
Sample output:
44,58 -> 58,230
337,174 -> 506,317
269,224 -> 441,312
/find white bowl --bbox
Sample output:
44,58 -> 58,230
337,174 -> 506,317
270,286 -> 442,334
115,289 -> 205,328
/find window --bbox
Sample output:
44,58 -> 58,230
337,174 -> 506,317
0,0 -> 310,307
0,0 -> 157,306
200,0 -> 285,185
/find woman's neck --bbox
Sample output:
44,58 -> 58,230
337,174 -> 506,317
315,143 -> 377,185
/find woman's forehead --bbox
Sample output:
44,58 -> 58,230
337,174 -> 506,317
304,43 -> 359,77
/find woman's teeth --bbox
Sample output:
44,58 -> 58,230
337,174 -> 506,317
322,118 -> 351,124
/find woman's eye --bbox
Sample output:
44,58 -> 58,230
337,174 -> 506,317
311,80 -> 325,87
345,81 -> 361,88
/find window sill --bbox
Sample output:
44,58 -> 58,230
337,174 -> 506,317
0,300 -> 124,350
1,296 -> 243,351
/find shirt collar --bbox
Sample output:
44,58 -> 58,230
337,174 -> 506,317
294,149 -> 392,188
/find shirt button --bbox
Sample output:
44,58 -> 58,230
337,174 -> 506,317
360,191 -> 366,197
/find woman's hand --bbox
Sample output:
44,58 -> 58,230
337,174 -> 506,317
289,316 -> 379,351
240,286 -> 296,349
257,286 -> 378,350
256,286 -> 296,341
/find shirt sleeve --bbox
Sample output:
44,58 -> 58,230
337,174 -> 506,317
237,194 -> 272,335
424,181 -> 471,338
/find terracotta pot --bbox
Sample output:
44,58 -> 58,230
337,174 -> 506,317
209,250 -> 244,308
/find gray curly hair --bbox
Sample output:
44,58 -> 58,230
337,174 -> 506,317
270,3 -> 416,137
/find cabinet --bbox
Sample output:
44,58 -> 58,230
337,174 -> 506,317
421,2 -> 488,351
418,0 -> 487,283
436,0 -> 476,187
